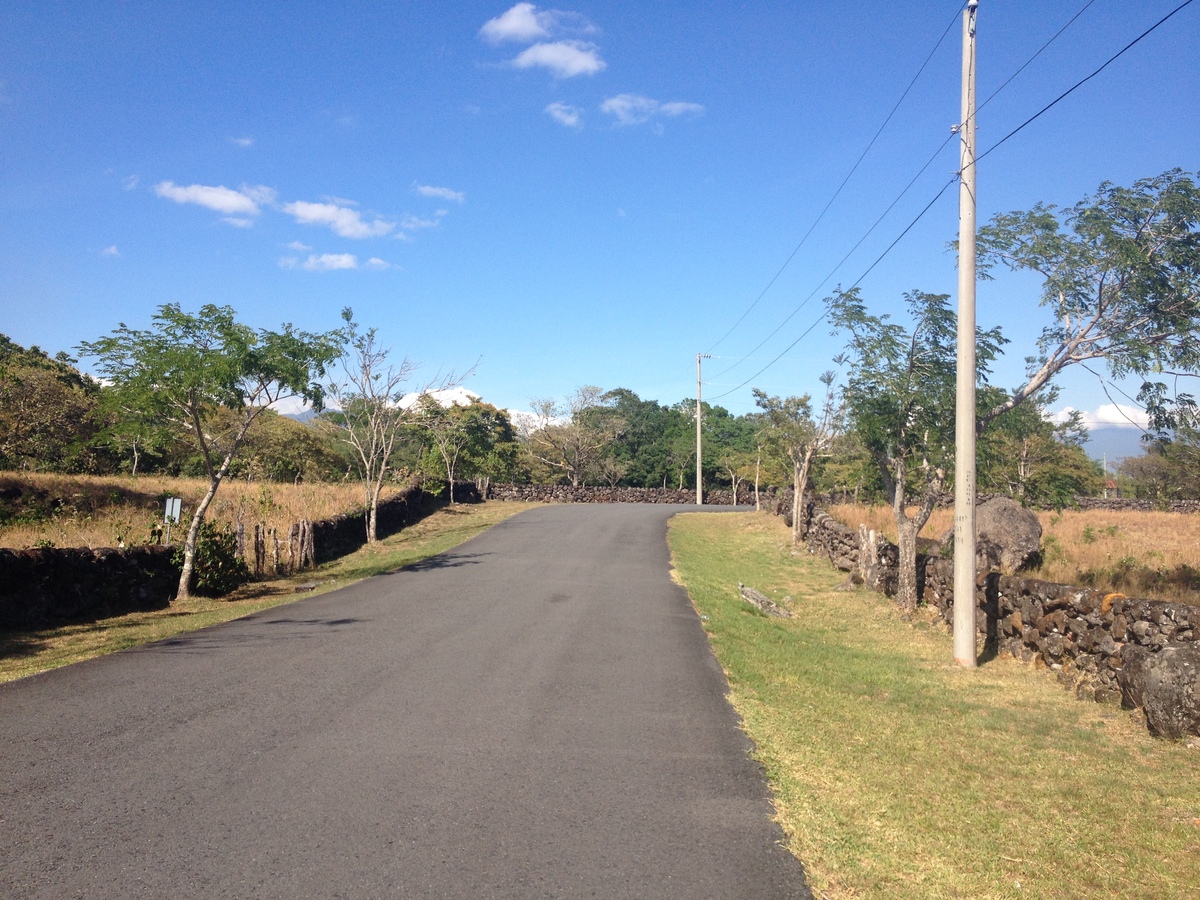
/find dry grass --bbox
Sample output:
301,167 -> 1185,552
830,502 -> 1200,604
670,511 -> 1200,899
0,501 -> 539,683
0,471 -> 381,550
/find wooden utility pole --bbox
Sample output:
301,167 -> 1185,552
953,0 -> 979,668
695,353 -> 710,506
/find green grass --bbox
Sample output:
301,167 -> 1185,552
669,511 -> 1200,899
1,501 -> 538,683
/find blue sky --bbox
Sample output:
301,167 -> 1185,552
2,1 -> 1197,451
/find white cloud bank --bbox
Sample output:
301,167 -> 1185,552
1051,403 -> 1151,429
512,40 -> 604,78
415,184 -> 465,204
282,200 -> 395,238
480,4 -> 604,78
154,181 -> 273,217
545,101 -> 583,128
600,94 -> 705,126
278,253 -> 393,272
480,3 -> 550,43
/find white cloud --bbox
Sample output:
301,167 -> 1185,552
230,136 -> 254,147
398,386 -> 481,410
480,3 -> 550,43
400,212 -> 446,230
223,217 -> 255,228
122,175 -> 139,191
600,93 -> 705,126
303,253 -> 359,271
364,257 -> 392,270
286,240 -> 312,251
545,101 -> 583,128
415,184 -> 465,203
480,3 -> 597,45
1051,403 -> 1151,429
659,100 -> 706,118
282,200 -> 394,238
241,184 -> 278,206
101,245 -> 120,257
155,181 -> 263,216
513,40 -> 605,78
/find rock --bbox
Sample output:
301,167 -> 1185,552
1119,644 -> 1155,710
976,497 -> 1042,574
1140,643 -> 1200,740
737,582 -> 791,618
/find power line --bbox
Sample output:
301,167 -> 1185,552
974,0 -> 1197,168
703,3 -> 964,356
709,177 -> 958,401
707,0 -> 1195,403
710,0 -> 1102,385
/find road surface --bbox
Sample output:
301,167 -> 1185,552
1,503 -> 810,898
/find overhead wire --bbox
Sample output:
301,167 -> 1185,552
702,3 -> 966,356
708,0 -> 1194,402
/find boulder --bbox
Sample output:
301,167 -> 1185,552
1140,643 -> 1200,740
976,497 -> 1042,574
1118,643 -> 1154,710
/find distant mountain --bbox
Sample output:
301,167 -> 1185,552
1084,426 -> 1150,466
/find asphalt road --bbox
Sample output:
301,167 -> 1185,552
1,503 -> 811,898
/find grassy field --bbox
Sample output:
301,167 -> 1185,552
669,511 -> 1200,899
831,502 -> 1200,605
0,471 -> 374,550
0,501 -> 537,683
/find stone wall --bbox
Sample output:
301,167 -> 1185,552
0,546 -> 180,630
310,481 -> 477,563
802,506 -> 1200,735
0,481 -> 477,630
485,483 -> 754,505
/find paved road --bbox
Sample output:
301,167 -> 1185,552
1,504 -> 810,898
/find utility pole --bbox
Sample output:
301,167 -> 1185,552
696,353 -> 710,506
953,0 -> 979,668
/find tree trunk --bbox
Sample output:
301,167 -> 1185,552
177,477 -> 220,600
367,494 -> 378,543
895,519 -> 921,613
754,454 -> 761,511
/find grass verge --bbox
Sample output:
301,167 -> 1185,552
0,501 -> 538,684
669,510 -> 1200,899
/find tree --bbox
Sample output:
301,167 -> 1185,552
522,386 -> 623,486
753,373 -> 840,545
975,169 -> 1200,436
413,396 -> 516,501
1119,426 -> 1200,500
325,312 -> 419,542
79,304 -> 342,599
0,336 -> 107,472
976,389 -> 1102,507
829,288 -> 1004,611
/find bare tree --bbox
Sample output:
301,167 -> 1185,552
522,386 -> 623,487
324,311 -> 464,541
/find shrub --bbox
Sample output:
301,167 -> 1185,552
174,521 -> 249,596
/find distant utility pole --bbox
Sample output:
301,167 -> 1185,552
696,353 -> 711,506
953,0 -> 979,668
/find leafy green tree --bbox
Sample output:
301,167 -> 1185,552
0,336 -> 107,472
975,169 -> 1200,436
753,374 -> 840,545
829,288 -> 1004,611
413,396 -> 517,501
976,389 -> 1102,507
1119,426 -> 1200,500
523,386 -> 623,486
79,304 -> 342,599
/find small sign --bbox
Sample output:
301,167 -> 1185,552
164,497 -> 182,524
